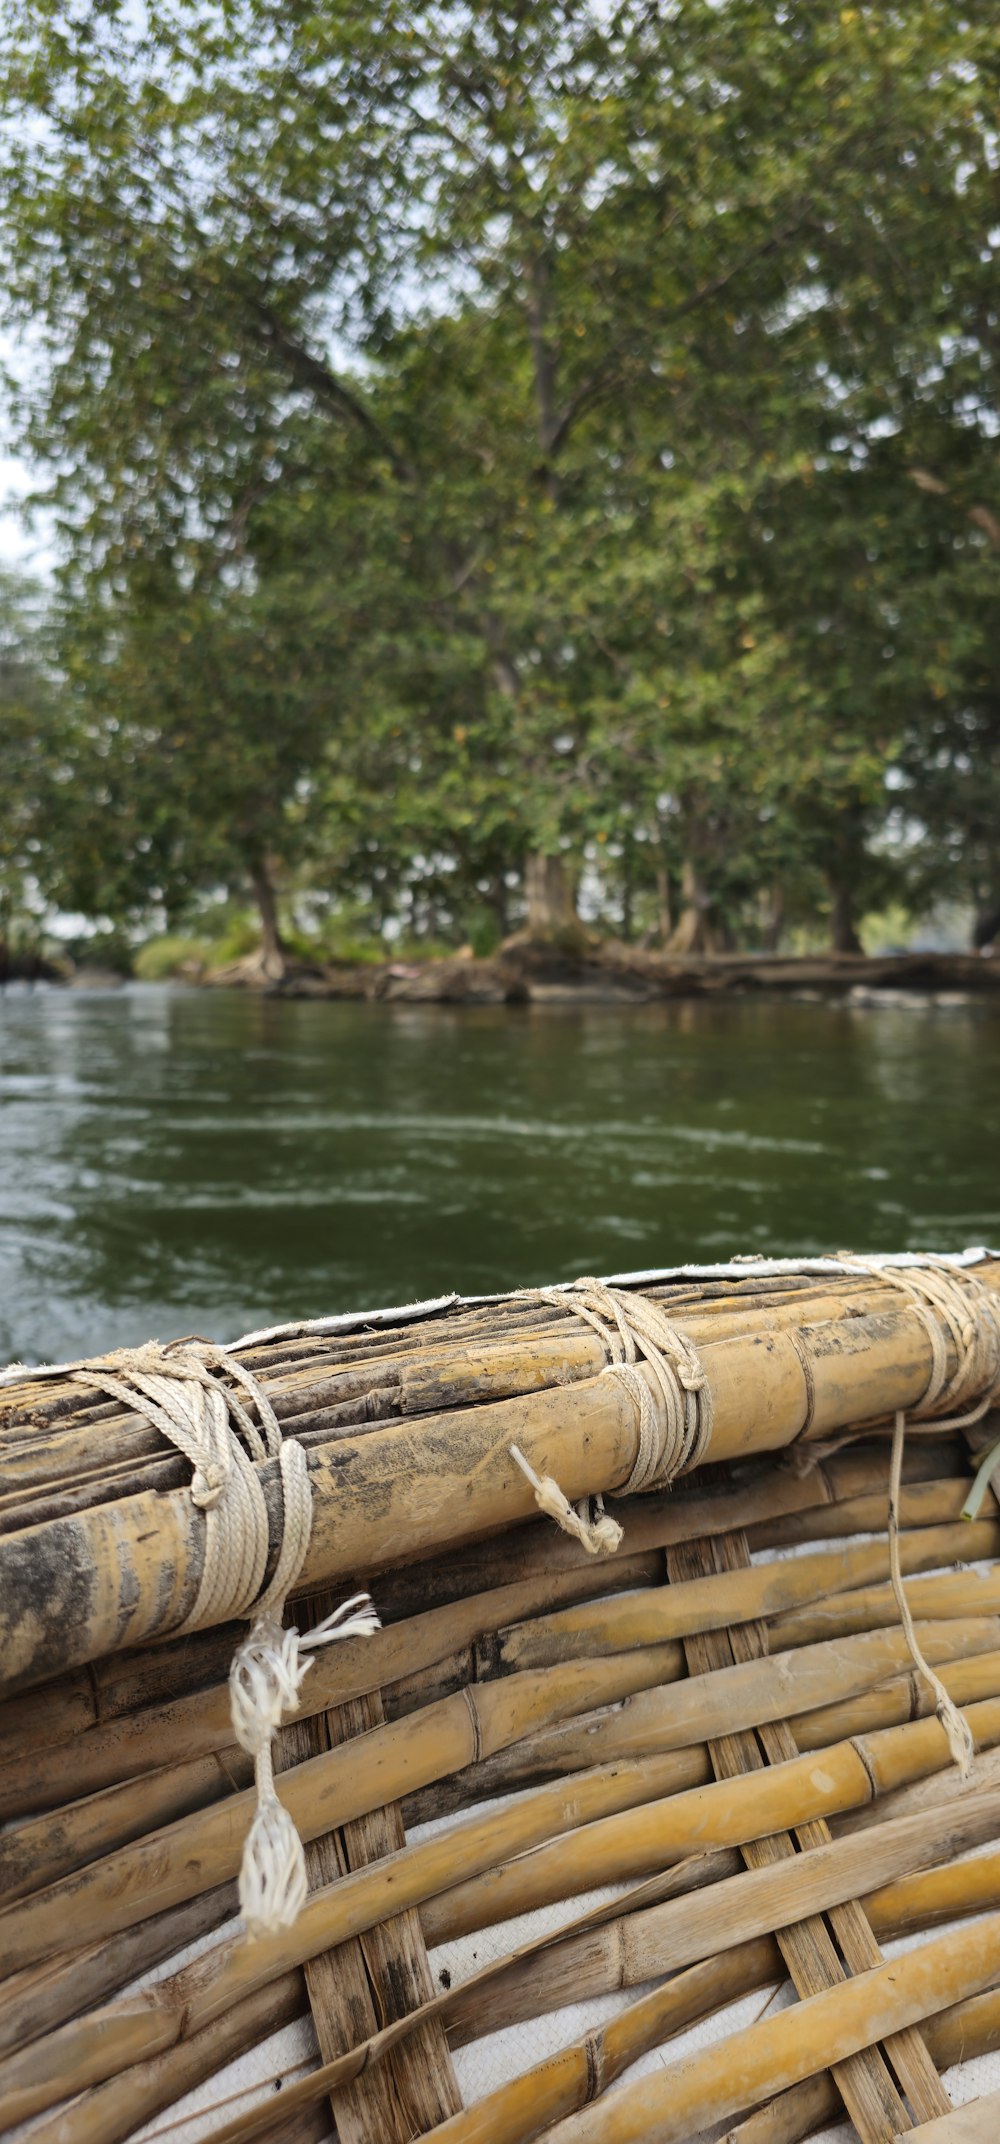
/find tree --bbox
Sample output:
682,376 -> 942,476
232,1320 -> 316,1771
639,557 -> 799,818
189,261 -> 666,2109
1,0 -> 997,953
0,571 -> 64,970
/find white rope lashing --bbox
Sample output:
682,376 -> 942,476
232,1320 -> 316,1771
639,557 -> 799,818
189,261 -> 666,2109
837,1256 -> 1000,1778
72,1340 -> 379,1938
508,1279 -> 713,1555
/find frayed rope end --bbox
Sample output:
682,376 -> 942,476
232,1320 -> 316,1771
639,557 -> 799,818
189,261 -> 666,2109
240,1792 -> 308,1939
510,1443 -> 623,1556
231,1593 -> 381,1938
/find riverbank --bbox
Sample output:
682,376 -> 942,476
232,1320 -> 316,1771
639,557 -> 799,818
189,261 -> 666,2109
203,937 -> 1000,1007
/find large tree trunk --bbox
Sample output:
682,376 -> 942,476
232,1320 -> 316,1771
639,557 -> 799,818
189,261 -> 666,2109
486,874 -> 510,940
828,877 -> 863,955
666,858 -> 718,954
655,867 -> 673,948
249,858 -> 287,980
973,898 -> 1000,952
524,853 -> 578,938
760,881 -> 785,954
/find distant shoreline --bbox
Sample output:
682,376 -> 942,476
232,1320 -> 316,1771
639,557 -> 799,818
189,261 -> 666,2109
7,940 -> 1000,1007
151,941 -> 1000,1007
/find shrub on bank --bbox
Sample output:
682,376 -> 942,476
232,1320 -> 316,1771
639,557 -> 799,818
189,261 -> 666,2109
133,934 -> 211,980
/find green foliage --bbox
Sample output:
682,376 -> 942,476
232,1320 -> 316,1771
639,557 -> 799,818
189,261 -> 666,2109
133,935 -> 211,982
1,1 -> 997,954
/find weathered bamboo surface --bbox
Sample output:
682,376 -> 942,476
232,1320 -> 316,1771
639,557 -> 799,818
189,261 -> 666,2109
3,1261 -> 1000,2143
1,1256 -> 998,1691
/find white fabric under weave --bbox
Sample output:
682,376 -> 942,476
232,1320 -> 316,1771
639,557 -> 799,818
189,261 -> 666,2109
65,1840 -> 1000,2144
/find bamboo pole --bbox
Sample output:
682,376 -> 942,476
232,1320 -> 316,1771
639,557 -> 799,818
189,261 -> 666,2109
409,1642 -> 1000,1822
419,1695 -> 1000,1947
17,1970 -> 310,2144
10,1542 -> 998,1896
0,1881 -> 238,2063
0,1271 -> 975,1498
2,1261 -> 996,1694
770,1566 -> 1000,1648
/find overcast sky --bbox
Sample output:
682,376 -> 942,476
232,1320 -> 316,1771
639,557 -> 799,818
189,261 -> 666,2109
1,329 -> 56,575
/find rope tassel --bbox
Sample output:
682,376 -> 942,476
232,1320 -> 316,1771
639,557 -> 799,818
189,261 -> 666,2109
71,1338 -> 381,1941
230,1595 -> 381,1937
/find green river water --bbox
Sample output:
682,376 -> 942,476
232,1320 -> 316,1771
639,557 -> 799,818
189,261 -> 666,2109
1,982 -> 997,1365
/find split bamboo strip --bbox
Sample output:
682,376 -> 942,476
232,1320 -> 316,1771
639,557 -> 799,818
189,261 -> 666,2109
44,1791 -> 1000,2144
418,1696 -> 1000,1947
5,1661 -> 997,2074
668,1530 -> 910,2141
493,1520 -> 1000,1671
0,1443 -> 959,1792
8,1694 -> 1000,2129
0,1615 -> 986,1956
3,1259 -> 996,1693
717,1527 -> 947,2120
904,2095 -> 1000,2141
275,1592 -> 461,2144
537,1915 -> 1000,2144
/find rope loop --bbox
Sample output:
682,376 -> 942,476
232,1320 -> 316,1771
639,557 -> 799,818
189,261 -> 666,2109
72,1339 -> 380,1939
834,1257 -> 1000,1783
541,1278 -> 713,1492
506,1278 -> 713,1559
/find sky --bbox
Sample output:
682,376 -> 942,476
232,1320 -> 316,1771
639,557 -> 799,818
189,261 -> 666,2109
0,454 -> 36,567
1,331 -> 56,575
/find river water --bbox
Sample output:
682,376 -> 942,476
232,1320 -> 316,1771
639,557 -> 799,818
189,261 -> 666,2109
1,982 -> 997,1365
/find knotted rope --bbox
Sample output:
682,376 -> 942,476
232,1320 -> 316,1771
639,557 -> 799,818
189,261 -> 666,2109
836,1257 -> 1000,1778
508,1279 -> 713,1555
72,1340 -> 379,1937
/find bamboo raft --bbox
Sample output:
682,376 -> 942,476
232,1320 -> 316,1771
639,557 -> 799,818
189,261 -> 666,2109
3,1250 -> 1000,2144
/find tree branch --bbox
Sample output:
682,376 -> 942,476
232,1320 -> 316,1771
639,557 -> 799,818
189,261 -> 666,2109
546,215 -> 809,460
909,467 -> 1000,550
251,303 -> 416,482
